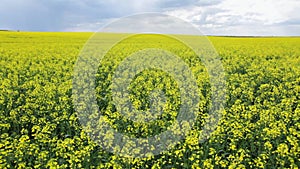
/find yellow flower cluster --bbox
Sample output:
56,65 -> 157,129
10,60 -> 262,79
0,32 -> 299,168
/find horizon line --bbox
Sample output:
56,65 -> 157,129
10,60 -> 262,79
0,30 -> 299,37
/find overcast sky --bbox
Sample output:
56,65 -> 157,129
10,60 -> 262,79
1,0 -> 299,36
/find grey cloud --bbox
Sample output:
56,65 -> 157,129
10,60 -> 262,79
275,19 -> 300,26
158,0 -> 221,8
0,0 -> 157,31
100,13 -> 202,35
0,0 -> 66,31
0,0 -> 299,35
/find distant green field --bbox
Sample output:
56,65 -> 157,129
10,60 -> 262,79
0,32 -> 299,168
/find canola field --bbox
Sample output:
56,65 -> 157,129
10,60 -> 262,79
0,32 -> 299,168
